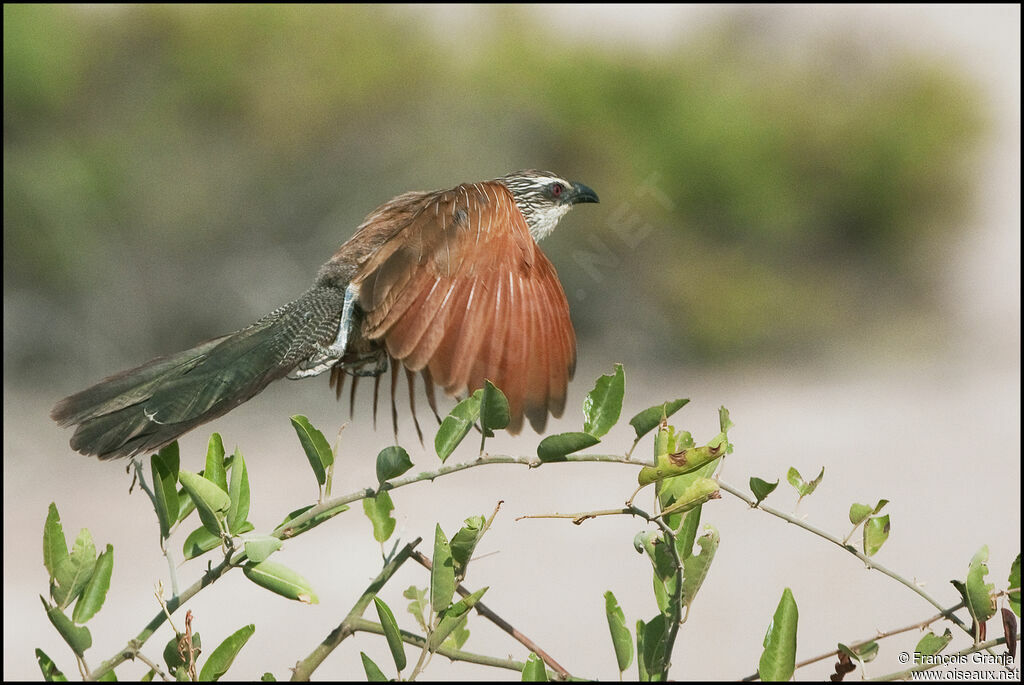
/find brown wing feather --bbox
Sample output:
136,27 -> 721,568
351,181 -> 574,434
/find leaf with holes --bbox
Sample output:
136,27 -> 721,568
583,364 -> 624,438
362,492 -> 396,543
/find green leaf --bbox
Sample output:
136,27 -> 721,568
273,502 -> 349,538
51,528 -> 97,610
290,415 -> 334,485
639,614 -> 667,681
862,515 -> 891,557
848,503 -> 873,526
96,668 -> 117,681
198,624 -> 254,682
838,640 -> 879,663
373,596 -> 407,672
849,499 -> 888,526
656,444 -> 717,535
241,535 -> 282,564
34,648 -> 68,682
42,597 -> 92,657
718,405 -> 734,434
226,448 -> 250,535
787,466 -> 824,498
204,433 -> 228,494
182,526 -> 223,560
434,391 -> 482,462
141,669 -> 155,681
431,524 -> 455,612
521,652 -> 547,681
758,588 -> 798,682
647,538 -> 677,615
43,503 -> 69,581
260,674 -> 276,682
450,515 -> 485,580
682,526 -> 719,608
638,442 -> 726,487
362,492 -> 396,543
376,445 -> 413,483
163,632 -> 201,675
604,591 -> 634,673
176,483 -> 197,524
430,587 -> 487,651
635,620 -> 648,682
537,432 -> 599,462
360,652 -> 388,682
1007,554 -> 1020,616
654,424 -> 694,456
72,544 -> 113,624
178,470 -> 230,537
629,399 -> 690,442
583,363 -> 625,438
152,444 -> 180,538
915,629 -> 952,656
243,560 -> 318,604
749,477 -> 778,506
442,618 -> 471,651
964,545 -> 997,624
403,585 -> 429,632
656,478 -> 720,518
675,506 -> 702,562
480,379 -> 510,437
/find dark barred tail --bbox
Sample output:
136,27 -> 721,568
52,285 -> 347,460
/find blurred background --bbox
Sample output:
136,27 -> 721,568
4,4 -> 1019,681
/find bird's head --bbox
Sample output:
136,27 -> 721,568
499,170 -> 599,241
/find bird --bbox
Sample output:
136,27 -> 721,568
52,170 -> 599,460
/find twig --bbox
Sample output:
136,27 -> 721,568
129,649 -> 171,681
406,614 -> 435,681
89,453 -> 649,680
291,537 -> 422,681
280,453 -> 651,535
519,503 -> 684,680
132,458 -> 180,596
346,616 -> 561,675
516,508 -> 635,525
411,550 -> 573,680
717,479 -> 973,638
643,506 -> 686,678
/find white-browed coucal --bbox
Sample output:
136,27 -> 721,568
52,170 -> 599,459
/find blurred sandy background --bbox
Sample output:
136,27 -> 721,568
4,4 -> 1019,680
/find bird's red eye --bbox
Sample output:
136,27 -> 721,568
550,182 -> 564,197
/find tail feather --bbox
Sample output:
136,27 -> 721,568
52,286 -> 347,460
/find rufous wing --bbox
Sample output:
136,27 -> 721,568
352,181 -> 576,433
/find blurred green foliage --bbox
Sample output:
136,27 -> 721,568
3,5 -> 984,375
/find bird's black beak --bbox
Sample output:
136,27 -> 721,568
569,182 -> 599,205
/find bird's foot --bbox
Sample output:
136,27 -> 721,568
288,342 -> 345,379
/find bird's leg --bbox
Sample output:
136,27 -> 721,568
288,284 -> 359,379
345,348 -> 388,377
